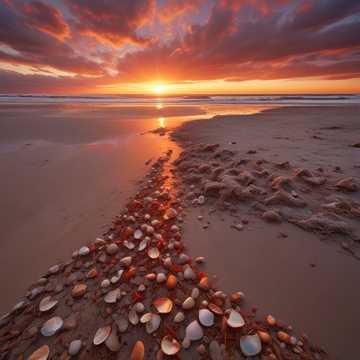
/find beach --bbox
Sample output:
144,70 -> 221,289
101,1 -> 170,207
0,103 -> 359,359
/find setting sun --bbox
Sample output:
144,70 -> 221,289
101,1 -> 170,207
153,84 -> 166,94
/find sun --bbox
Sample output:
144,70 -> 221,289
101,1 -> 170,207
153,84 -> 166,94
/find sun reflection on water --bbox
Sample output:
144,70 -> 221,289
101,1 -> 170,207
156,103 -> 163,109
158,117 -> 166,128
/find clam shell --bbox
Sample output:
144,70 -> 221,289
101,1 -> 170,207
104,289 -> 121,304
41,316 -> 63,337
120,256 -> 132,267
185,320 -> 203,341
182,297 -> 195,310
78,246 -> 90,256
153,298 -> 173,314
240,334 -> 262,357
161,335 -> 181,355
140,312 -> 152,323
124,240 -> 135,249
138,239 -> 148,251
199,309 -> 214,327
131,341 -> 144,360
93,325 -> 112,345
28,344 -> 50,360
146,313 -> 161,334
147,247 -> 160,259
226,309 -> 245,328
39,296 -> 58,312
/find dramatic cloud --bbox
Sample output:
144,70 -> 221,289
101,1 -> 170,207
0,0 -> 359,93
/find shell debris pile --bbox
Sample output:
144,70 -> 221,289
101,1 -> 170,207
0,149 -> 329,359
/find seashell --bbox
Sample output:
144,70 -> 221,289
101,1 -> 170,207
48,264 -> 60,274
105,325 -> 121,352
79,246 -> 90,256
153,298 -> 173,314
134,302 -> 145,313
134,229 -> 143,240
101,279 -> 110,288
106,243 -> 119,255
164,208 -> 177,220
124,240 -> 135,249
138,239 -> 148,251
156,273 -> 166,283
110,275 -> 120,284
182,297 -> 195,310
93,325 -> 112,345
230,291 -> 245,303
226,309 -> 245,328
213,290 -> 226,299
146,273 -> 156,281
277,331 -> 291,344
129,309 -> 139,325
266,314 -> 276,326
71,283 -> 87,298
144,214 -> 151,220
87,268 -> 98,279
120,256 -> 132,267
240,334 -> 262,357
116,315 -> 128,333
147,247 -> 160,259
166,274 -> 177,289
39,296 -> 58,312
258,331 -> 272,344
174,312 -> 185,323
140,312 -> 152,323
199,276 -> 210,291
28,344 -> 50,360
104,289 -> 121,304
195,256 -> 205,263
94,237 -> 106,245
41,316 -> 63,337
163,257 -> 172,268
171,225 -> 179,232
184,265 -> 196,280
146,313 -> 161,334
185,320 -> 203,341
151,219 -> 161,228
68,339 -> 82,356
199,309 -> 214,327
131,340 -> 144,360
161,335 -> 181,355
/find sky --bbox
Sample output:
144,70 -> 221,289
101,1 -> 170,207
0,0 -> 360,95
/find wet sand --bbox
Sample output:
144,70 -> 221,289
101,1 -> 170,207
172,105 -> 360,359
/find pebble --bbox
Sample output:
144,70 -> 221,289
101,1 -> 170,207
209,340 -> 222,360
68,339 -> 82,356
174,312 -> 185,323
106,243 -> 119,255
78,246 -> 90,256
156,273 -> 166,283
71,284 -> 87,298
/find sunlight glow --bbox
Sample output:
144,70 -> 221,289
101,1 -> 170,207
156,103 -> 163,109
153,85 -> 166,94
158,117 -> 166,128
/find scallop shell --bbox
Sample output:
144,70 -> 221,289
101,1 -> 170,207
28,344 -> 50,360
146,313 -> 161,334
104,289 -> 121,304
93,325 -> 112,345
240,334 -> 262,357
199,309 -> 214,327
174,311 -> 185,323
41,316 -> 63,337
161,335 -> 181,355
182,297 -> 195,310
131,341 -> 144,360
140,312 -> 152,323
147,247 -> 160,259
153,298 -> 173,314
39,296 -> 58,312
185,320 -> 203,341
226,309 -> 245,328
134,229 -> 143,240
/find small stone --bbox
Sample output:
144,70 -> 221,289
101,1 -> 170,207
174,312 -> 185,323
101,279 -> 110,288
71,284 -> 87,298
197,344 -> 206,355
209,340 -> 222,360
78,246 -> 90,256
262,210 -> 282,223
69,339 -> 82,356
156,273 -> 166,283
106,243 -> 119,255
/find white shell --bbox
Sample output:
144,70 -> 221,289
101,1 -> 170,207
185,320 -> 203,341
138,239 -> 148,251
240,334 -> 262,357
48,264 -> 60,274
124,240 -> 135,249
93,326 -> 111,345
147,247 -> 160,259
199,309 -> 214,327
101,279 -> 110,288
39,296 -> 58,312
182,297 -> 195,310
140,312 -> 153,323
41,316 -> 63,337
174,312 -> 185,323
161,335 -> 181,355
104,289 -> 121,304
79,246 -> 90,256
227,309 -> 245,328
120,256 -> 132,267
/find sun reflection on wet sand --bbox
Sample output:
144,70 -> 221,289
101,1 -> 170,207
158,117 -> 166,128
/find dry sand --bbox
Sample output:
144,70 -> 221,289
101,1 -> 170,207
172,105 -> 360,359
